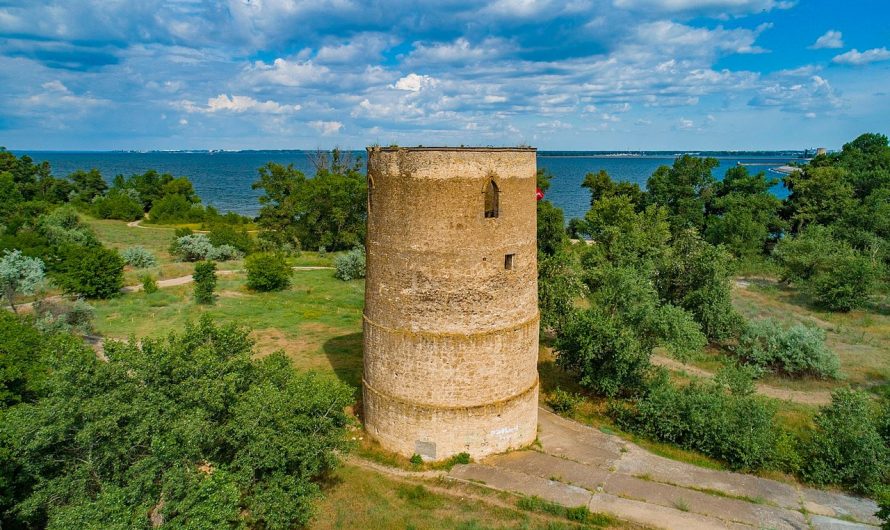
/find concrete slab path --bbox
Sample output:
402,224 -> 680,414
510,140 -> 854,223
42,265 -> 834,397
447,409 -> 881,530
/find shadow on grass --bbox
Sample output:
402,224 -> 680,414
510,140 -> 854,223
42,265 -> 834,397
323,331 -> 364,390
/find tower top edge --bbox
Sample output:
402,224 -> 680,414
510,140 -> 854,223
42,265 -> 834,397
366,146 -> 537,153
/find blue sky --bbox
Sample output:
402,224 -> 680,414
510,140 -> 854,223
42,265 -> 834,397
1,0 -> 888,150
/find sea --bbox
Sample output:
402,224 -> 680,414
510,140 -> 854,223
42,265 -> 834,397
15,150 -> 799,222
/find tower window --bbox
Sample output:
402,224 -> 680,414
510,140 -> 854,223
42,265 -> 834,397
504,253 -> 515,270
484,180 -> 499,218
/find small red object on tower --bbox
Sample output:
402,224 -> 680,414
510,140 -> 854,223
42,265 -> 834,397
535,187 -> 545,201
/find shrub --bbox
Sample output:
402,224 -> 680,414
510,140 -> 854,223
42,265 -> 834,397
206,244 -> 242,262
36,206 -> 100,248
733,319 -> 841,379
33,298 -> 94,335
409,454 -> 423,465
141,274 -> 158,294
120,246 -> 157,268
91,189 -> 143,221
774,227 -> 881,312
333,247 -> 365,281
207,224 -> 253,254
54,245 -> 124,299
450,452 -> 471,465
877,487 -> 890,530
547,387 -> 582,414
611,368 -> 781,471
0,316 -> 352,529
193,261 -> 217,304
245,252 -> 292,292
0,249 -> 45,313
147,194 -> 205,224
170,234 -> 214,262
800,388 -> 889,494
174,227 -> 193,238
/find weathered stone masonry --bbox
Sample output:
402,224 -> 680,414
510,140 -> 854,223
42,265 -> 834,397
363,147 -> 539,461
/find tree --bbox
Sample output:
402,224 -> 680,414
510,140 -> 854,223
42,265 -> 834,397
537,200 -> 567,257
555,265 -> 704,397
253,149 -> 366,251
0,316 -> 352,529
68,169 -> 107,203
705,166 -> 784,258
0,311 -> 49,408
54,245 -> 124,299
773,226 -> 881,312
245,252 -> 292,292
656,230 -> 743,342
193,261 -> 217,304
801,389 -> 889,494
0,250 -> 44,313
783,166 -> 856,233
646,155 -> 718,233
581,194 -> 671,270
581,169 -> 644,208
538,250 -> 586,331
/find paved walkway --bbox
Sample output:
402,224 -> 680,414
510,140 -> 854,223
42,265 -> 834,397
448,409 -> 880,529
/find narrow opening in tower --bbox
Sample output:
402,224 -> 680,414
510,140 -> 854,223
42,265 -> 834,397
504,253 -> 515,270
484,179 -> 499,218
367,176 -> 374,213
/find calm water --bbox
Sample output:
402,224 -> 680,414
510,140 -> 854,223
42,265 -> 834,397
18,150 -> 795,221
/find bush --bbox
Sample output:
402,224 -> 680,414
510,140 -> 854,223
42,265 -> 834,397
120,246 -> 157,268
207,224 -> 253,254
206,244 -> 242,262
193,261 -> 217,304
409,454 -> 423,465
245,252 -> 292,292
333,247 -> 365,281
54,245 -> 124,299
91,189 -> 143,221
0,316 -> 352,529
33,298 -> 94,335
774,227 -> 881,312
734,319 -> 841,379
141,274 -> 158,294
170,234 -> 214,262
611,368 -> 781,471
877,487 -> 890,530
800,388 -> 889,494
147,194 -> 205,224
547,387 -> 582,414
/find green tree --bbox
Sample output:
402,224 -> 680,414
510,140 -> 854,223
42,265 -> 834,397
783,166 -> 856,233
646,155 -> 718,233
0,311 -> 49,408
68,169 -> 107,203
556,265 -> 704,397
581,169 -> 644,208
801,389 -> 889,494
537,200 -> 567,257
581,195 -> 671,269
245,252 -> 292,292
705,166 -> 784,258
538,250 -> 585,331
193,261 -> 217,304
656,230 -> 742,342
253,149 -> 366,251
0,250 -> 45,313
0,316 -> 352,529
54,245 -> 124,299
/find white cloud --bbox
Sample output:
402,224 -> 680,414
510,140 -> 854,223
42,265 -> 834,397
810,30 -> 843,49
393,73 -> 439,92
832,47 -> 890,66
184,94 -> 301,114
406,37 -> 511,65
315,33 -> 396,64
309,120 -> 343,135
247,58 -> 330,87
677,117 -> 695,129
612,0 -> 793,15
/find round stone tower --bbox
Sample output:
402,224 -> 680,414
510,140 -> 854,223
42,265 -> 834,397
363,147 -> 539,461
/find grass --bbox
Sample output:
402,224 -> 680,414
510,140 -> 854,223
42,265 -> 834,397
732,278 -> 890,392
91,270 -> 365,387
310,465 -> 632,530
516,496 -> 613,527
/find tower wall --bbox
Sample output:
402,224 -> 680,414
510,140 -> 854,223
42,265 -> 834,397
362,147 -> 539,460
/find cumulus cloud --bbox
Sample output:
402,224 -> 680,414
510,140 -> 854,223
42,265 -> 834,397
184,94 -> 301,114
309,120 -> 343,135
832,47 -> 890,66
810,30 -> 843,49
393,73 -> 439,91
612,0 -> 794,15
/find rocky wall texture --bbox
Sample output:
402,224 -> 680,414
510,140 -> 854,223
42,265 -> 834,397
363,147 -> 539,460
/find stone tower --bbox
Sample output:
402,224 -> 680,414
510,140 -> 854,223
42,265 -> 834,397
363,147 -> 539,461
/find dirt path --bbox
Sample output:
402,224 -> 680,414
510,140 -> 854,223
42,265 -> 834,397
651,354 -> 833,406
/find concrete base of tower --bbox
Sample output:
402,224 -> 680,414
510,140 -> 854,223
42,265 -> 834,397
362,378 -> 539,461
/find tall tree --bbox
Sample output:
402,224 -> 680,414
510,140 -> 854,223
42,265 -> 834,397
646,155 -> 718,233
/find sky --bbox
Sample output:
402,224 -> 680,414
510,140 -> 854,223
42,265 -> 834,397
0,0 -> 888,151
